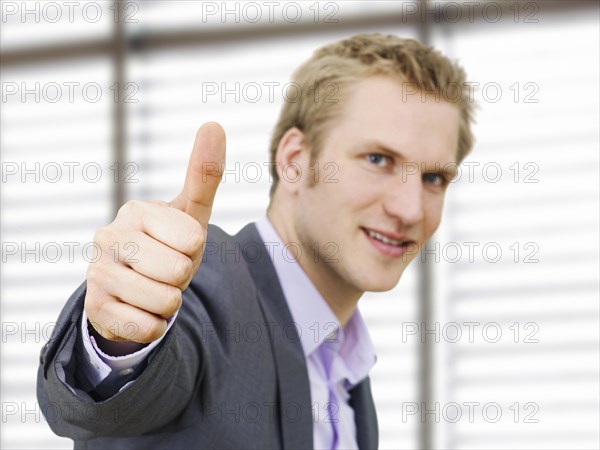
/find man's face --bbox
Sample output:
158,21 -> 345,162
292,76 -> 460,294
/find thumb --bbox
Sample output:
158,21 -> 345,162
169,122 -> 226,225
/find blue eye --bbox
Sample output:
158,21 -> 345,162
367,154 -> 389,166
423,173 -> 445,186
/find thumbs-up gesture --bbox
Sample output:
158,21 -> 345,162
84,122 -> 226,343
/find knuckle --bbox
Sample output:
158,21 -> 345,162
162,285 -> 182,317
141,318 -> 167,343
86,262 -> 107,289
93,226 -> 111,246
118,199 -> 143,219
117,200 -> 133,217
185,223 -> 205,254
84,294 -> 109,334
93,227 -> 122,260
172,255 -> 193,286
83,294 -> 100,321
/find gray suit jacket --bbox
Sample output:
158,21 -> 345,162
37,223 -> 379,449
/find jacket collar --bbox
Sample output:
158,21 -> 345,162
235,223 -> 378,450
236,222 -> 313,450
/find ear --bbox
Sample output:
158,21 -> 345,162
274,127 -> 307,195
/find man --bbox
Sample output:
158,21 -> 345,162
37,33 -> 475,449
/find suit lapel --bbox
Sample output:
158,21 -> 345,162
236,223 -> 313,450
349,377 -> 379,450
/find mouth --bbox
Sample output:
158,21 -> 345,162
361,227 -> 417,258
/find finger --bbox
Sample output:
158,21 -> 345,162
86,295 -> 167,344
100,262 -> 182,319
169,122 -> 226,225
114,200 -> 205,259
109,231 -> 194,289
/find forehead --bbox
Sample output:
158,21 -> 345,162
329,76 -> 460,163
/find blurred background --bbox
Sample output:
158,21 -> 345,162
1,1 -> 599,448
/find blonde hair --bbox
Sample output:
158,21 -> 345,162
269,33 -> 476,196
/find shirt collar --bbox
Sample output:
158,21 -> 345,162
255,217 -> 377,383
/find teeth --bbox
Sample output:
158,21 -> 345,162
366,229 -> 403,246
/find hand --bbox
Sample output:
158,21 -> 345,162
84,122 -> 226,343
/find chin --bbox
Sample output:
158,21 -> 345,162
355,270 -> 404,293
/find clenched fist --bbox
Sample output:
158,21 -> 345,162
84,122 -> 226,343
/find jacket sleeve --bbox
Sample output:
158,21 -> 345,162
36,281 -> 208,439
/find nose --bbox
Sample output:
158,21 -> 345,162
382,171 -> 425,226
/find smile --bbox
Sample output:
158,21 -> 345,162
361,227 -> 416,258
364,229 -> 404,246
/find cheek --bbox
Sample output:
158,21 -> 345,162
318,175 -> 373,207
342,171 -> 386,202
424,196 -> 445,235
305,162 -> 384,217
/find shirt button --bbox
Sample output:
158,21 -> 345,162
118,368 -> 134,376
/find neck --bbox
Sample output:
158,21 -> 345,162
266,204 -> 362,327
